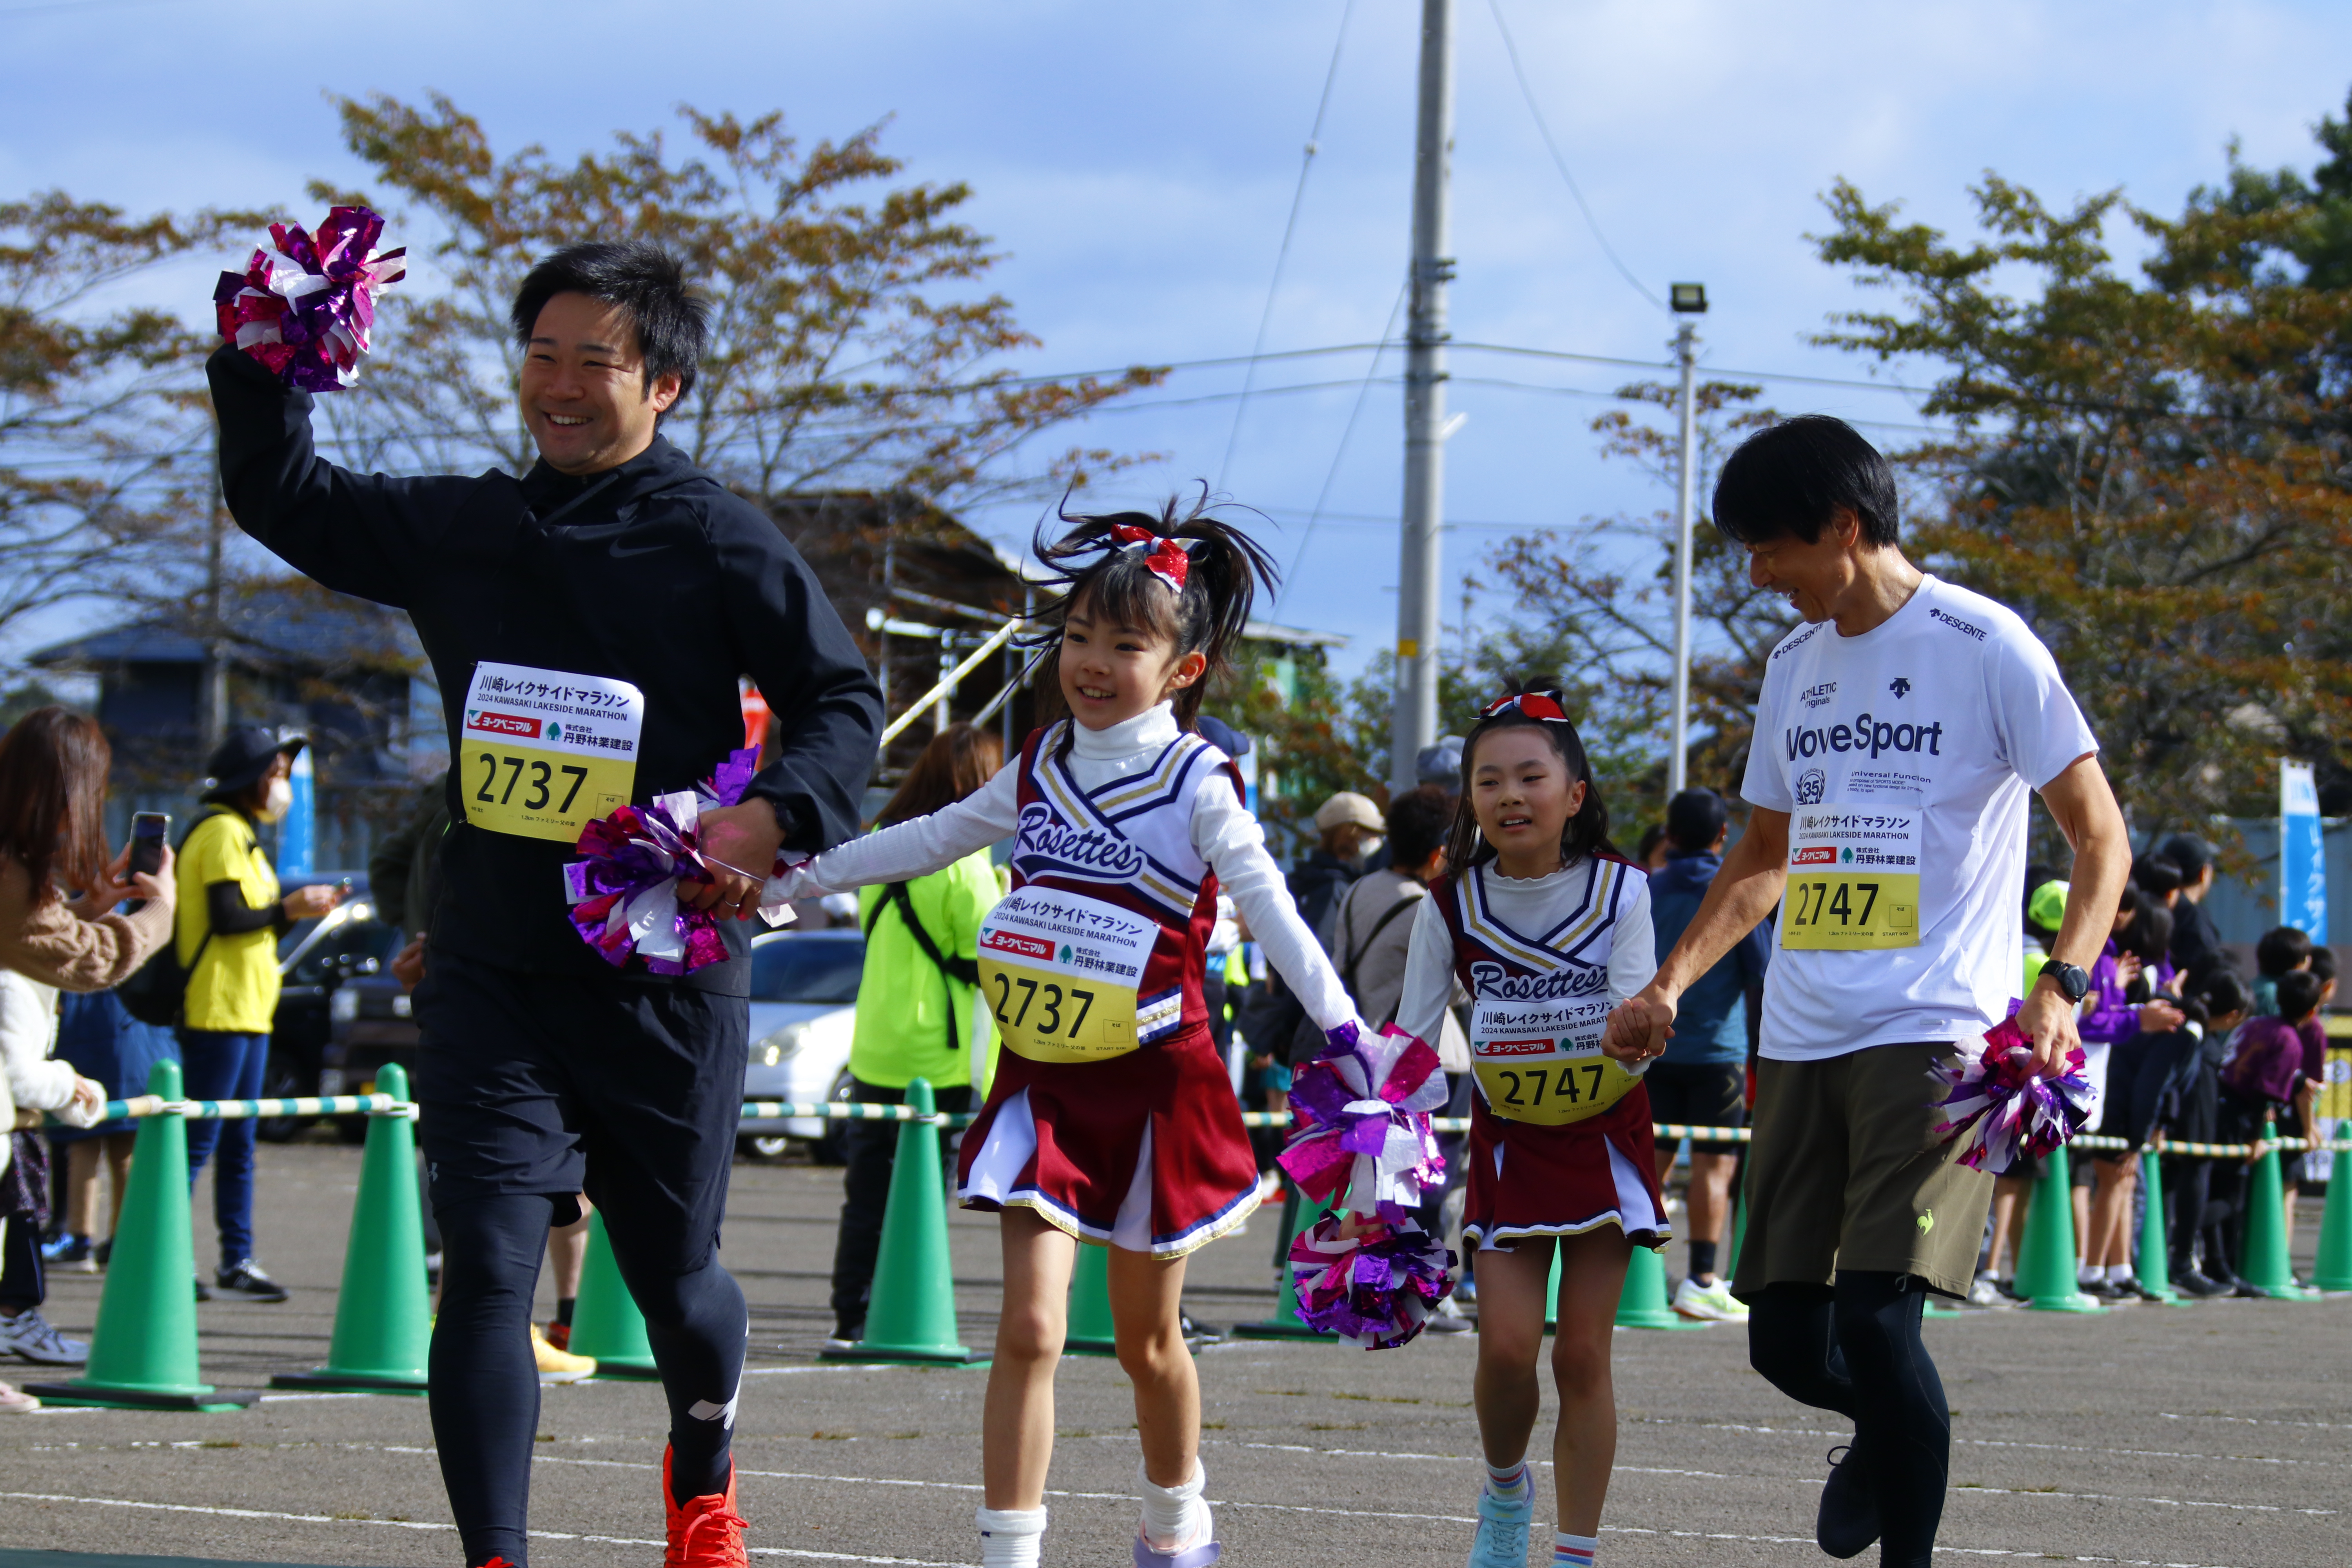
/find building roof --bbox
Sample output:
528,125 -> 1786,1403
28,584 -> 423,673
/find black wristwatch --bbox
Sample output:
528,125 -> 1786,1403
2038,959 -> 2091,1004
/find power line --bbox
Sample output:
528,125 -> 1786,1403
1484,0 -> 1666,312
1216,0 -> 1357,491
1276,276 -> 1411,617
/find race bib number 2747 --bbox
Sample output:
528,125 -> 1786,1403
460,662 -> 644,843
1781,804 -> 1923,950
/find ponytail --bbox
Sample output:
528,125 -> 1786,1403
1028,487 -> 1279,731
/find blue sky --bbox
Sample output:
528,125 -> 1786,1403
7,0 -> 2352,679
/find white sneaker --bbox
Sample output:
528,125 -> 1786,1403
1968,1272 -> 2004,1307
1671,1276 -> 1748,1322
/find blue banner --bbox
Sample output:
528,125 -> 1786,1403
279,743 -> 315,880
2281,760 -> 2327,942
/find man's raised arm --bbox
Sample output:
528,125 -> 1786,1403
1602,806 -> 1789,1062
209,345 -> 481,609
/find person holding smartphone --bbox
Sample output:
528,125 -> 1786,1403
173,725 -> 343,1303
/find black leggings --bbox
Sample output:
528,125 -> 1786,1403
432,1194 -> 748,1568
1749,1273 -> 1947,1568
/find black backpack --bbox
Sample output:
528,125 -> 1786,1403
115,811 -> 224,1027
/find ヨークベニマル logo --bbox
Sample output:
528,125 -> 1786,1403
1793,846 -> 1837,867
466,711 -> 539,739
981,930 -> 1053,962
1474,1037 -> 1553,1058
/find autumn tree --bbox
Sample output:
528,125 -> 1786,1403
1813,89 -> 2352,837
0,192 -> 262,642
307,95 -> 1161,522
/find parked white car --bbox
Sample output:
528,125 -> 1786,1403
739,928 -> 864,1162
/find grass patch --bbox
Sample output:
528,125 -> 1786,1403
889,1432 -> 923,1440
1201,1421 -> 1227,1431
1303,1421 -> 1369,1432
810,1431 -> 855,1441
198,1439 -> 241,1449
329,1511 -> 371,1521
1334,1392 -> 1423,1405
1254,1388 -> 1312,1397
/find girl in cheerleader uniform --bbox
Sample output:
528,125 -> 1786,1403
1391,688 -> 1663,1568
789,499 -> 1368,1568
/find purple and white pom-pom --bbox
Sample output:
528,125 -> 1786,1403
214,207 -> 406,392
559,747 -> 802,976
1930,1014 -> 2095,1173
1278,1022 -> 1449,1223
1288,1212 -> 1456,1349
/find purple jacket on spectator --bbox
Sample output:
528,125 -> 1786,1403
2221,1015 -> 2311,1106
2079,938 -> 2175,1046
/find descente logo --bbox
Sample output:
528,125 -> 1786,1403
1784,711 -> 1944,761
1015,802 -> 1147,877
1467,961 -> 1608,1002
1928,606 -> 1987,642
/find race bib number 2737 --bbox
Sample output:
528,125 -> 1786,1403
460,662 -> 644,843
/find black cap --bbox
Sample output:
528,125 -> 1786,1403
1194,714 -> 1251,759
203,725 -> 305,800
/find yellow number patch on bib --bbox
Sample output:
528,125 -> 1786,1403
1780,804 -> 1923,951
978,886 -> 1158,1063
1470,995 -> 1635,1126
460,662 -> 644,844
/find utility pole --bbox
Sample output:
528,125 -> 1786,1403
204,428 -> 229,750
1391,0 -> 1456,795
1667,283 -> 1707,796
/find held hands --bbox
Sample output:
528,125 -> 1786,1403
391,932 -> 427,992
67,842 -> 174,921
2014,978 -> 2084,1077
283,882 -> 343,920
684,800 -> 787,920
1602,985 -> 1678,1064
2137,998 -> 2186,1033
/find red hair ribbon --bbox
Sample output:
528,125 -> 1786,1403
1109,524 -> 1191,592
1479,689 -> 1570,722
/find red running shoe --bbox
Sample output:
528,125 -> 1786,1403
543,1320 -> 571,1352
663,1447 -> 748,1568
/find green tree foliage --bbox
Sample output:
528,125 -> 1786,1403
309,95 -> 1162,515
1813,93 -> 2352,833
0,193 -> 261,637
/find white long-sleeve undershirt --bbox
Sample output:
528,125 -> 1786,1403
1395,858 -> 1656,1049
806,704 -> 1358,1032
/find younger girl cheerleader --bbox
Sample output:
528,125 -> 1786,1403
788,499 -> 1368,1568
1391,688 -> 1663,1568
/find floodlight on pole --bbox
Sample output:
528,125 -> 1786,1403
1668,282 -> 1705,796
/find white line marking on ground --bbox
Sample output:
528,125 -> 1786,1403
1641,1416 -> 2351,1470
2160,1410 -> 2352,1432
0,1490 -> 975,1567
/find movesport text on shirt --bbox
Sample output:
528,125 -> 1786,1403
1739,576 -> 2098,1061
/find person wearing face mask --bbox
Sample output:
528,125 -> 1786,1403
173,725 -> 343,1302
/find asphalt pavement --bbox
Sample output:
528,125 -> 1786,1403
0,1141 -> 2344,1568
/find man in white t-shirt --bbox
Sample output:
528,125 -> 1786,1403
1602,416 -> 2129,1568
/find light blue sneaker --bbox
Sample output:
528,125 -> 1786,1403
1465,1482 -> 1532,1568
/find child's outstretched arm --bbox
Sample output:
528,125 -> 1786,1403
1392,897 -> 1458,1049
797,762 -> 1020,895
1192,779 -> 1361,1034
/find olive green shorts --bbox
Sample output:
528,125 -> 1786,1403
1731,1041 -> 1993,1302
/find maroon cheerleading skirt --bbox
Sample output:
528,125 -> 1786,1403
1461,1080 -> 1671,1251
955,1027 -> 1260,1258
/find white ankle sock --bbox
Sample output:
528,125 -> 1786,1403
1485,1458 -> 1530,1495
1136,1459 -> 1210,1552
1552,1530 -> 1598,1566
2107,1263 -> 2135,1284
976,1506 -> 1046,1568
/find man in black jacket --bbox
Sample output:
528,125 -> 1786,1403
210,241 -> 882,1568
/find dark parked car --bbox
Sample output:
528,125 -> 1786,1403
258,874 -> 401,1142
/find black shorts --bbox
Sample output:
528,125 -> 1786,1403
1643,1061 -> 1747,1154
412,946 -> 748,1276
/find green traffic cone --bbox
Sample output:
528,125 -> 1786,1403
2236,1138 -> 2318,1299
27,1062 -> 256,1410
570,1210 -> 662,1378
1065,1240 -> 1119,1356
1615,1241 -> 1708,1330
2310,1142 -> 2352,1292
829,1079 -> 985,1365
272,1063 -> 433,1390
2015,1146 -> 2102,1313
1232,1186 -> 1336,1340
2132,1148 -> 2185,1305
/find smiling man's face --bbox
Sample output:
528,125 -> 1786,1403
517,292 -> 682,475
